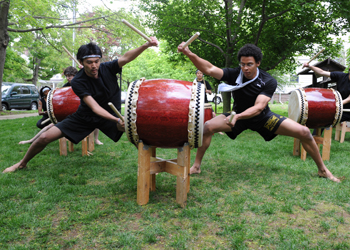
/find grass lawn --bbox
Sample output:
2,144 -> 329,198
0,103 -> 349,249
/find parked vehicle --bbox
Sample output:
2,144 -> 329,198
121,91 -> 127,104
1,82 -> 39,111
207,92 -> 223,105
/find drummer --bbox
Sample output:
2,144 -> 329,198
177,43 -> 340,182
302,62 -> 350,122
3,37 -> 159,173
62,65 -> 104,145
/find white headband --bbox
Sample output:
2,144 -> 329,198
82,55 -> 101,59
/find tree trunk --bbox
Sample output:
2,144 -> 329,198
32,57 -> 42,86
223,0 -> 234,113
0,0 -> 10,106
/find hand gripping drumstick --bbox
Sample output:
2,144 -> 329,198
62,45 -> 82,68
182,32 -> 200,49
229,111 -> 236,123
41,118 -> 51,125
302,48 -> 325,68
121,19 -> 152,43
108,102 -> 124,122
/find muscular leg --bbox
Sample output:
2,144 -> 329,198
94,129 -> 103,145
190,114 -> 233,174
3,126 -> 65,173
275,118 -> 340,182
19,123 -> 54,145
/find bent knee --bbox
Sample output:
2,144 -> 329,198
298,126 -> 313,140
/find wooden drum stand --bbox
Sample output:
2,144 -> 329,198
137,140 -> 190,207
59,132 -> 94,156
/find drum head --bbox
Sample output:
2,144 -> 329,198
288,88 -> 307,125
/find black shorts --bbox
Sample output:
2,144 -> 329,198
223,110 -> 286,141
55,112 -> 123,144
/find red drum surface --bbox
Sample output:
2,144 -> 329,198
125,79 -> 205,148
204,103 -> 213,123
288,88 -> 342,128
47,87 -> 80,124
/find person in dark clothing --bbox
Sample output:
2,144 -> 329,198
62,65 -> 104,145
4,37 -> 158,173
177,43 -> 340,182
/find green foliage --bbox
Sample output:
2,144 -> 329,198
3,48 -> 31,82
139,0 -> 350,73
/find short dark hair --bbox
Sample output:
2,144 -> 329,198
196,69 -> 202,74
76,42 -> 102,61
237,44 -> 263,63
63,66 -> 78,76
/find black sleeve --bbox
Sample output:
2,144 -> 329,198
220,67 -> 240,83
205,80 -> 212,90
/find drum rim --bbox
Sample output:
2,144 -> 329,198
188,80 -> 205,149
124,78 -> 143,146
332,88 -> 343,126
46,89 -> 57,124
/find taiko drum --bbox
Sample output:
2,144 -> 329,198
125,79 -> 205,148
47,87 -> 80,124
204,103 -> 213,123
288,88 -> 343,128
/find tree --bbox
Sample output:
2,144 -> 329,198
139,0 -> 350,112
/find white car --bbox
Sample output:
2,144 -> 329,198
207,92 -> 222,104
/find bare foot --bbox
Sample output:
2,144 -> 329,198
318,169 -> 340,183
190,165 -> 201,174
2,162 -> 25,173
218,132 -> 224,135
19,140 -> 31,145
95,140 -> 103,145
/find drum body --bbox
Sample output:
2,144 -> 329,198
204,103 -> 213,123
288,88 -> 343,128
125,79 -> 205,148
47,87 -> 80,124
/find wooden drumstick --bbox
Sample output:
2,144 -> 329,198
182,32 -> 200,49
41,118 -> 51,125
343,109 -> 350,112
229,111 -> 236,123
108,102 -> 124,122
302,48 -> 325,68
121,19 -> 152,43
62,45 -> 82,68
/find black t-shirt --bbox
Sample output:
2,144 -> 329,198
62,82 -> 71,87
197,79 -> 212,103
71,59 -> 122,117
331,72 -> 350,109
220,67 -> 277,115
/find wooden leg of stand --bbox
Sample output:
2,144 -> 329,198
334,123 -> 341,141
150,147 -> 156,192
176,143 -> 190,207
82,137 -> 88,156
322,127 -> 332,161
340,122 -> 347,143
68,140 -> 74,152
137,141 -> 151,205
59,138 -> 67,156
301,144 -> 307,161
88,132 -> 94,152
293,138 -> 300,156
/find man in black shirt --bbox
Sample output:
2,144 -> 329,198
3,37 -> 158,173
303,62 -> 350,121
177,43 -> 339,182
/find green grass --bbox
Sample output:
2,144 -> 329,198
0,103 -> 349,249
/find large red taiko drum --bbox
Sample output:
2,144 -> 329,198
46,87 -> 80,124
204,103 -> 213,123
125,79 -> 205,148
288,88 -> 343,128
